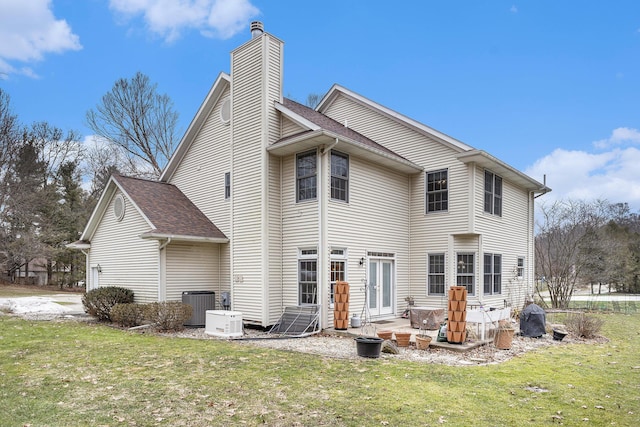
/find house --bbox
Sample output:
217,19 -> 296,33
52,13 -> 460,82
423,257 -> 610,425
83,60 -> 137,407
72,22 -> 550,329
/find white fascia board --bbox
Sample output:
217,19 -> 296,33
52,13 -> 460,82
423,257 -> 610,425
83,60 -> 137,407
66,241 -> 91,250
274,102 -> 321,131
139,233 -> 229,244
457,150 -> 551,193
268,130 -> 423,174
160,72 -> 231,182
79,175 -> 118,241
318,84 -> 474,152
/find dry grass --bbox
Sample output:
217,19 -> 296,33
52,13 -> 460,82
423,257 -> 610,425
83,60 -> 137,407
1,312 -> 639,426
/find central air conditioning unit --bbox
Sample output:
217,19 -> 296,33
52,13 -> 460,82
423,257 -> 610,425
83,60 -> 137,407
205,310 -> 243,338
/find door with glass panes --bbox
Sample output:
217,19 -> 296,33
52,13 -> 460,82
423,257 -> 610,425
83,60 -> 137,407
368,258 -> 394,316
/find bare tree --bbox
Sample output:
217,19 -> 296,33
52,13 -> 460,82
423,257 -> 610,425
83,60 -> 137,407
535,199 -> 609,308
86,72 -> 179,177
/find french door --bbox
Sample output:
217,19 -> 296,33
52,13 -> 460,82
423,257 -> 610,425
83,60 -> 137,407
368,258 -> 394,316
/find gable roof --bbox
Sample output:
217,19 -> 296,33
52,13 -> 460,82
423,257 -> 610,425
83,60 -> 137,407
269,98 -> 423,174
317,84 -> 474,152
160,72 -> 231,182
78,175 -> 228,245
316,84 -> 550,193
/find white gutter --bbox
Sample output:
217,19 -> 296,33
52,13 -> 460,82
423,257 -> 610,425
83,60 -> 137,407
139,233 -> 229,244
157,238 -> 172,302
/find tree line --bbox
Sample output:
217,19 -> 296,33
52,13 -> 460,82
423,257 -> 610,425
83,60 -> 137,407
535,199 -> 640,308
0,72 -> 178,287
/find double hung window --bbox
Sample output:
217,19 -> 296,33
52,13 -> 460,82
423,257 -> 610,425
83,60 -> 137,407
330,151 -> 349,202
484,170 -> 502,216
456,253 -> 475,295
296,151 -> 317,202
426,169 -> 448,213
483,253 -> 502,294
428,254 -> 445,295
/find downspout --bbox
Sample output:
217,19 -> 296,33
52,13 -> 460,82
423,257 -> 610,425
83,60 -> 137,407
158,238 -> 171,301
81,249 -> 90,292
318,139 -> 338,329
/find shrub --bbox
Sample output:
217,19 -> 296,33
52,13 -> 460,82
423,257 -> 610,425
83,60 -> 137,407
144,301 -> 193,331
564,312 -> 604,338
111,303 -> 146,328
82,286 -> 135,321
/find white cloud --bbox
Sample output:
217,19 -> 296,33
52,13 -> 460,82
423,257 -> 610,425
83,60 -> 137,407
109,0 -> 260,42
593,127 -> 640,149
510,5 -> 518,13
526,146 -> 640,212
0,0 -> 82,77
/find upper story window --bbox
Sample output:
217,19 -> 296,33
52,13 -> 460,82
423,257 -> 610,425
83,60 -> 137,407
296,150 -> 317,202
484,170 -> 502,216
330,151 -> 349,202
426,169 -> 448,213
224,172 -> 230,199
456,253 -> 475,295
483,253 -> 502,295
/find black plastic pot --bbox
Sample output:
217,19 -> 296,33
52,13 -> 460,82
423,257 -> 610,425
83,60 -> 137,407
552,329 -> 568,341
354,336 -> 383,358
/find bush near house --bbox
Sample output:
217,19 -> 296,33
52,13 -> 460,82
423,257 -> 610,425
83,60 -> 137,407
82,286 -> 134,321
564,312 -> 605,338
144,301 -> 192,331
110,303 -> 146,327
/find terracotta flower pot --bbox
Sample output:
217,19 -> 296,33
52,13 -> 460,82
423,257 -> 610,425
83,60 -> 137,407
415,335 -> 432,350
494,328 -> 515,349
394,331 -> 412,347
377,330 -> 393,340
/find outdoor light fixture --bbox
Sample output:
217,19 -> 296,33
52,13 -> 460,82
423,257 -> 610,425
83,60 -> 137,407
359,257 -> 365,266
97,264 -> 102,273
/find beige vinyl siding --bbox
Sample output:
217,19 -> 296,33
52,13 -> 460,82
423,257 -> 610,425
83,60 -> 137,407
90,191 -> 158,303
165,243 -> 221,301
169,85 -> 231,237
267,155 -> 283,324
326,155 -> 410,321
230,34 -> 283,325
324,94 -> 475,306
281,154 -> 318,308
474,167 -> 533,307
281,116 -> 306,138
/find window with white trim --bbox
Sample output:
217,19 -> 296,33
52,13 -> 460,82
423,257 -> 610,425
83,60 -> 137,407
298,249 -> 317,304
330,248 -> 346,308
517,257 -> 525,279
330,151 -> 349,202
428,253 -> 445,295
426,169 -> 448,213
484,170 -> 502,216
483,253 -> 502,294
296,151 -> 317,202
224,172 -> 230,199
457,253 -> 475,295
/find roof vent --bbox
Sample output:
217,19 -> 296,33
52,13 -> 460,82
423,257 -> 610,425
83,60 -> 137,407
250,21 -> 264,38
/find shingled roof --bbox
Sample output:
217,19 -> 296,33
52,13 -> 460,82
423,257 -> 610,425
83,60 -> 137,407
114,175 -> 227,241
274,98 -> 410,161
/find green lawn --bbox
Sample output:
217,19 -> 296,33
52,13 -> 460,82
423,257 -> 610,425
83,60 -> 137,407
1,314 -> 639,426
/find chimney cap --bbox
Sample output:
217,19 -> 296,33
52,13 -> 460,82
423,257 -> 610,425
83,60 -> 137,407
250,21 -> 264,38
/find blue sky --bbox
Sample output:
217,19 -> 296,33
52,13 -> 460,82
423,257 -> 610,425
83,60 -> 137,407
1,0 -> 640,211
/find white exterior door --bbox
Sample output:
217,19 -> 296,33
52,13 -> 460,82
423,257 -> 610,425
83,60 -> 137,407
368,259 -> 394,316
90,266 -> 100,291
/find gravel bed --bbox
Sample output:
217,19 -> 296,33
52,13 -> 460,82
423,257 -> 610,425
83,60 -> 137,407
160,326 -> 596,366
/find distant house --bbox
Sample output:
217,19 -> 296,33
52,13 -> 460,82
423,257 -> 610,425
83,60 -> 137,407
71,22 -> 550,329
